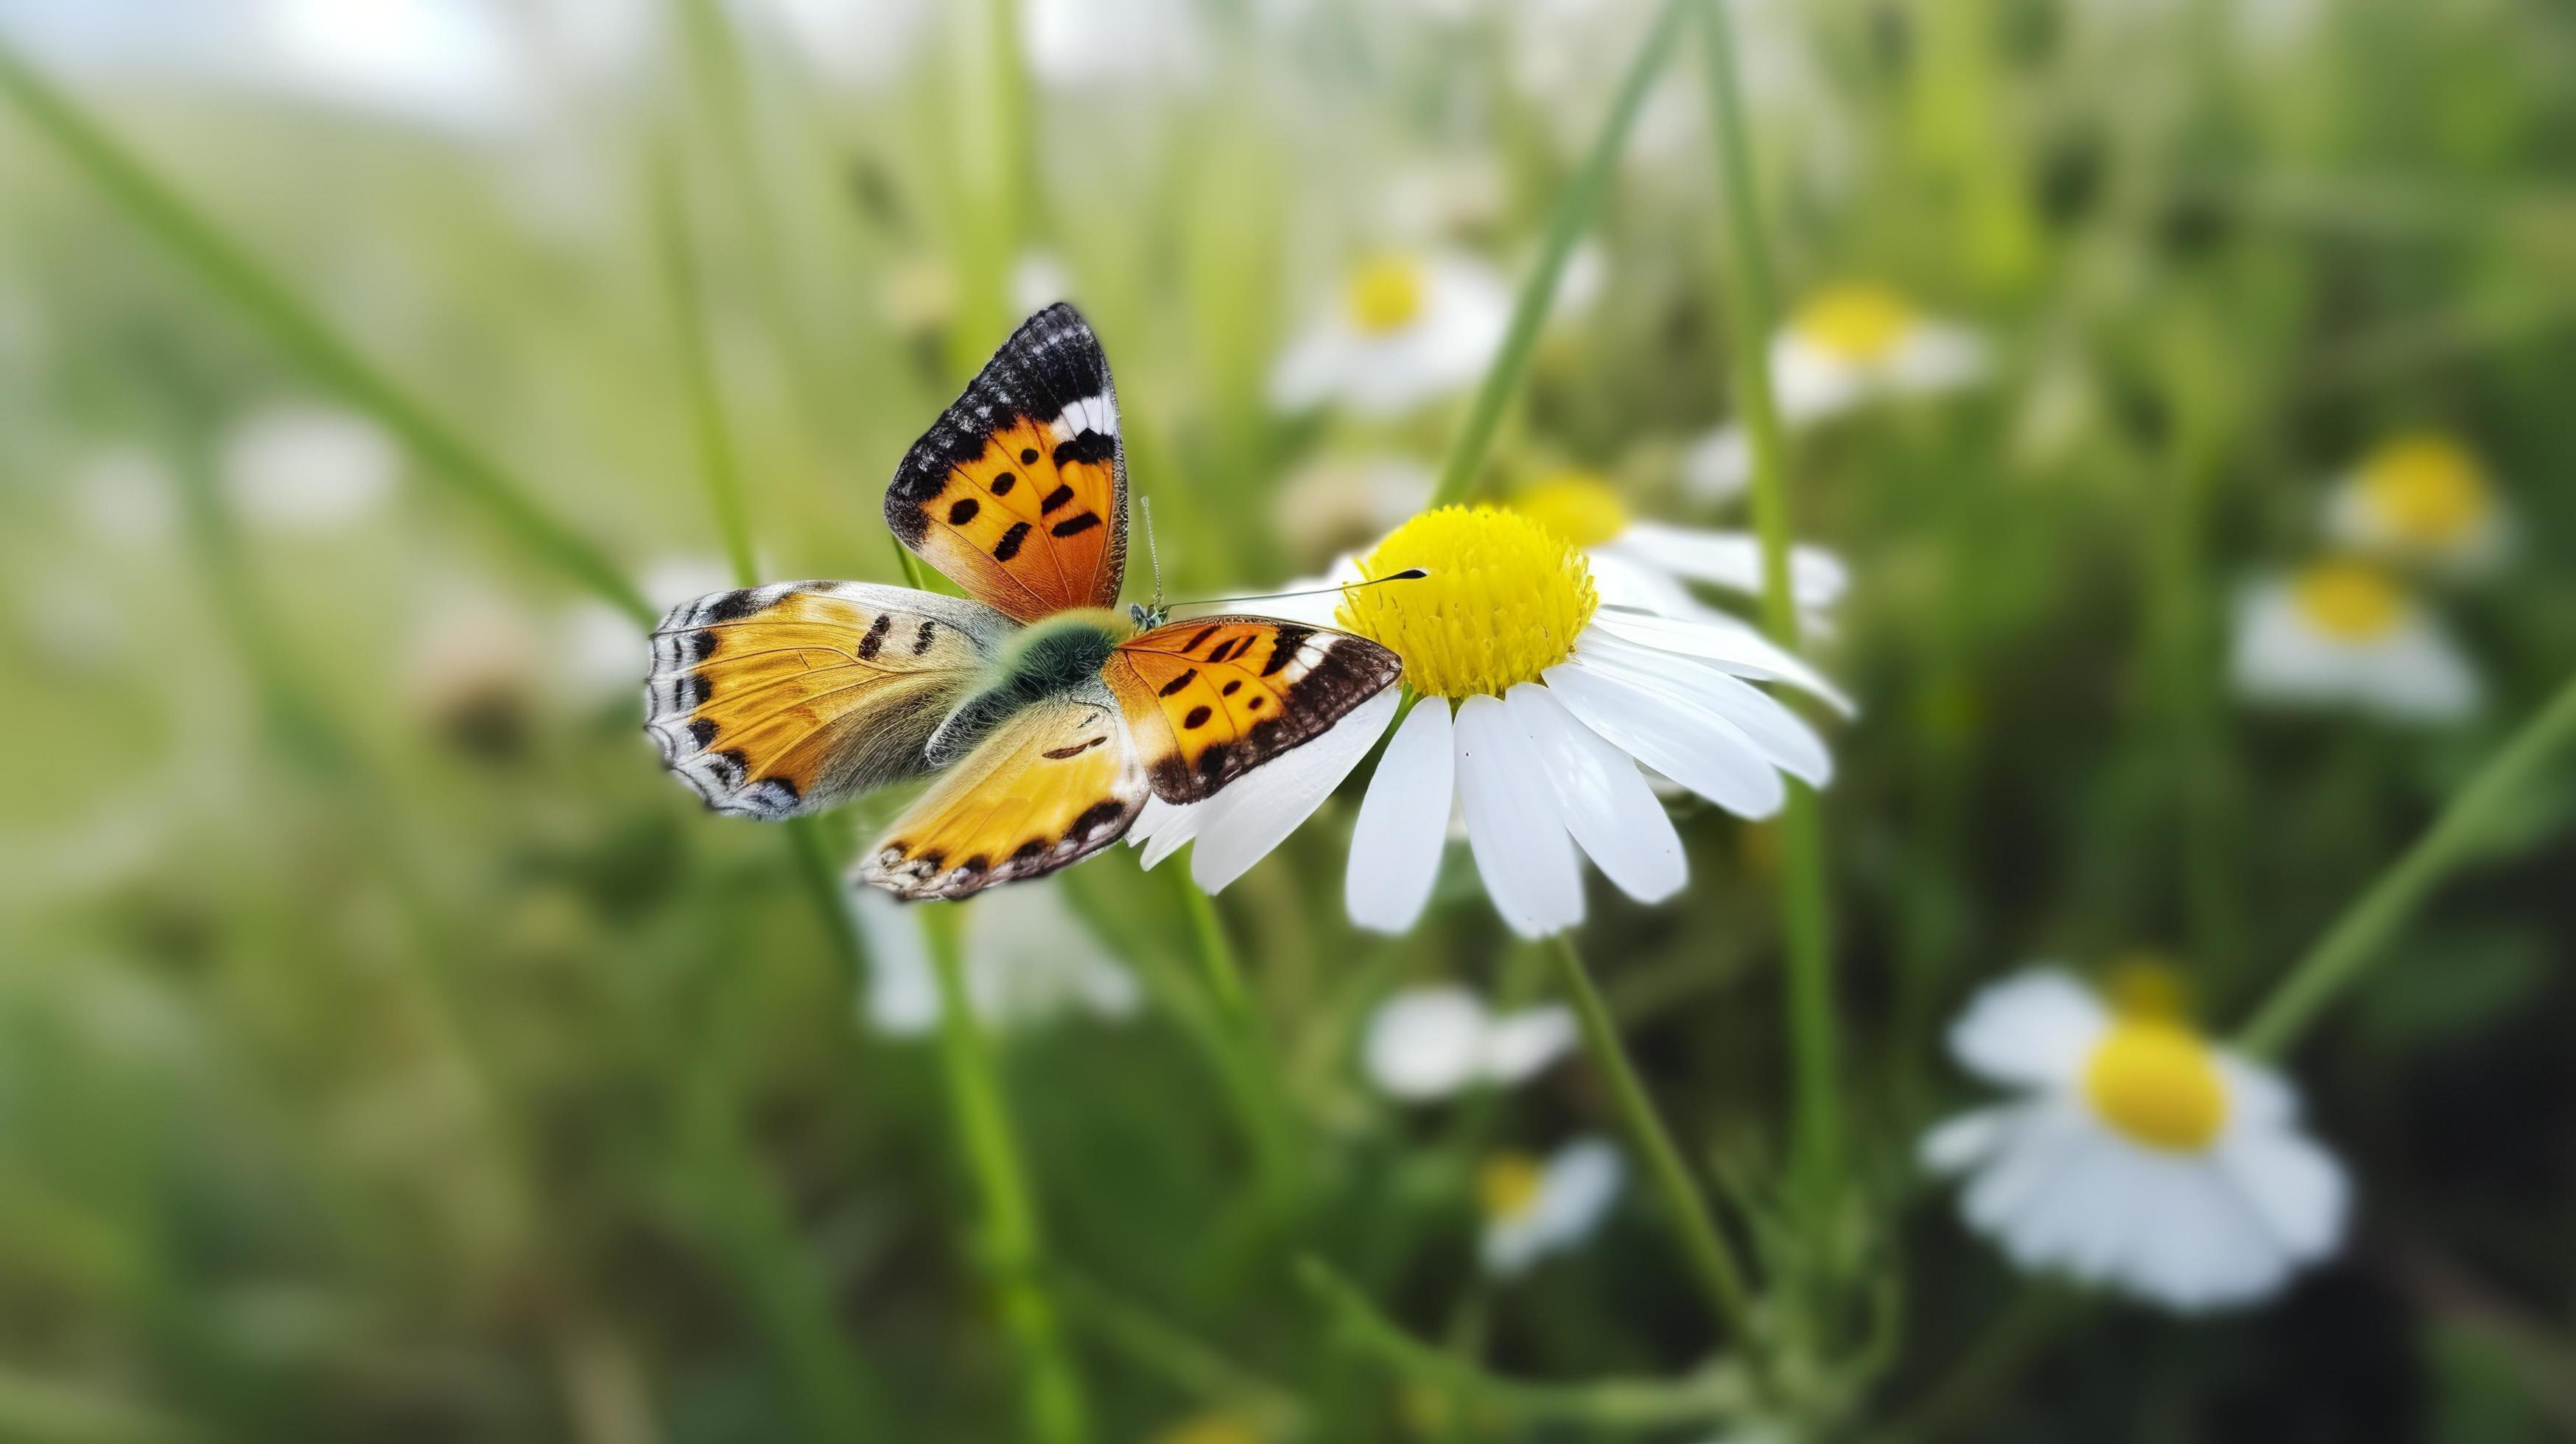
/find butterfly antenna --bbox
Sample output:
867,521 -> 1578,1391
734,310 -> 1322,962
1165,569 -> 1431,611
1141,495 -> 1167,611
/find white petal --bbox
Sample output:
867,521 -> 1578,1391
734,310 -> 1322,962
2216,1126 -> 2348,1264
1946,969 -> 2110,1088
1769,333 -> 1864,422
1888,323 -> 1991,395
852,889 -> 939,1036
1570,634 -> 1833,787
1361,985 -> 1491,1101
1131,795 -> 1204,870
1190,685 -> 1399,893
1541,659 -> 1785,819
1527,1137 -> 1624,1252
1508,683 -> 1685,904
1611,523 -> 1850,609
1346,700 -> 1456,933
1584,609 -> 1855,716
1478,1006 -> 1579,1084
1920,1104 -> 2021,1174
1452,694 -> 1585,938
1680,423 -> 1752,502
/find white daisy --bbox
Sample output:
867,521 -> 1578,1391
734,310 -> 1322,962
1510,470 -> 1847,631
1127,505 -> 1848,939
1361,984 -> 1578,1102
851,883 -> 1139,1037
1479,1137 -> 1624,1277
1685,282 -> 1988,500
1921,968 -> 2350,1313
2231,560 -> 2480,724
2325,432 -> 2508,575
221,404 -> 401,536
1268,251 -> 1512,419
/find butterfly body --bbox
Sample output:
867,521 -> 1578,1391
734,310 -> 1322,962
645,305 -> 1403,900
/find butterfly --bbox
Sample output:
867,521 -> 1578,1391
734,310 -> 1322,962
645,304 -> 1404,900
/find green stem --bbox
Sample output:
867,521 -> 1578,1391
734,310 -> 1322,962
1425,0 -> 1686,511
1699,0 -> 1845,1222
921,905 -> 1091,1444
0,43 -> 650,622
1174,858 -> 1251,1017
1051,1269 -> 1308,1438
1876,1289 -> 2080,1444
1543,937 -> 1766,1382
947,0 -> 1035,375
1297,1258 -> 1748,1428
2236,671 -> 2576,1057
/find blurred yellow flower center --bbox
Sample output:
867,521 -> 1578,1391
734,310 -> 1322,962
2105,956 -> 2189,1020
2083,1017 -> 2228,1152
1512,472 -> 1630,550
1151,1413 -> 1264,1444
1478,1152 -> 1545,1222
2292,561 -> 2404,640
1791,282 -> 1917,365
1339,507 -> 1598,698
2359,435 -> 2490,546
1346,255 -> 1429,334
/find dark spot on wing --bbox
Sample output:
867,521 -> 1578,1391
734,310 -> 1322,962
1221,679 -> 1241,695
1055,430 -> 1115,466
1039,483 -> 1076,514
1182,624 -> 1221,653
1011,838 -> 1049,863
1042,735 -> 1107,760
991,471 -> 1016,496
688,718 -> 717,749
1246,695 -> 1263,710
1194,743 -> 1232,783
912,620 -> 937,655
1183,705 -> 1212,729
948,497 -> 980,525
1157,668 -> 1198,697
687,630 -> 720,662
704,589 -> 763,623
1051,513 -> 1101,539
1019,447 -> 1039,466
994,521 -> 1033,562
1260,625 -> 1313,676
855,613 -> 892,661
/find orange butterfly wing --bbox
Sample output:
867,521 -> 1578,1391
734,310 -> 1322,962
885,304 -> 1126,623
1102,617 -> 1403,804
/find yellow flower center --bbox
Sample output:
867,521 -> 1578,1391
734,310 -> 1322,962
2292,560 -> 2404,641
1152,1414 -> 1264,1444
2359,434 -> 2490,546
1791,282 -> 1918,365
1511,472 -> 1630,550
1338,507 -> 1598,699
1477,1152 -> 1545,1223
2082,1015 -> 2228,1153
1345,254 -> 1429,334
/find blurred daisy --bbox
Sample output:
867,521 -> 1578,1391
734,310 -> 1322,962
852,883 -> 1138,1036
2231,560 -> 2479,724
1921,967 -> 2349,1312
222,404 -> 400,535
1685,282 -> 1988,499
1022,0 -> 1206,88
1270,454 -> 1433,567
1512,469 -> 1846,629
1480,1137 -> 1623,1277
1129,505 -> 1847,939
1361,984 -> 1576,1101
2326,432 -> 2507,575
1269,251 -> 1510,418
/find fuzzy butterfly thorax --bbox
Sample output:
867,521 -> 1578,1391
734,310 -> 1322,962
643,304 -> 1403,900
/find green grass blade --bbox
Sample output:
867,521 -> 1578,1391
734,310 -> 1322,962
0,41 -> 652,621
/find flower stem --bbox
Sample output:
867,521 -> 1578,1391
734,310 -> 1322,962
1544,936 -> 1767,1381
1175,857 -> 1251,1017
1425,0 -> 1686,511
920,905 -> 1092,1444
2236,671 -> 2576,1058
1697,0 -> 1845,1223
0,41 -> 651,623
1297,1258 -> 1749,1428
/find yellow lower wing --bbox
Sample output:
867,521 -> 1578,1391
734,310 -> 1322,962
856,685 -> 1146,900
646,581 -> 1006,819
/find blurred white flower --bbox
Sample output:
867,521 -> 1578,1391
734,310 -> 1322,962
562,556 -> 734,704
1129,508 -> 1847,938
406,583 -> 540,757
1480,1137 -> 1623,1277
1922,968 -> 2349,1312
1010,250 -> 1077,314
1380,154 -> 1509,243
221,404 -> 399,535
1022,0 -> 1206,88
852,883 -> 1140,1035
1510,470 -> 1845,631
263,0 -> 530,135
2325,432 -> 2507,576
1686,283 -> 1989,500
754,0 -> 934,91
70,446 -> 179,552
1270,454 -> 1433,565
1361,984 -> 1576,1101
2231,561 -> 2479,724
1269,252 -> 1511,418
